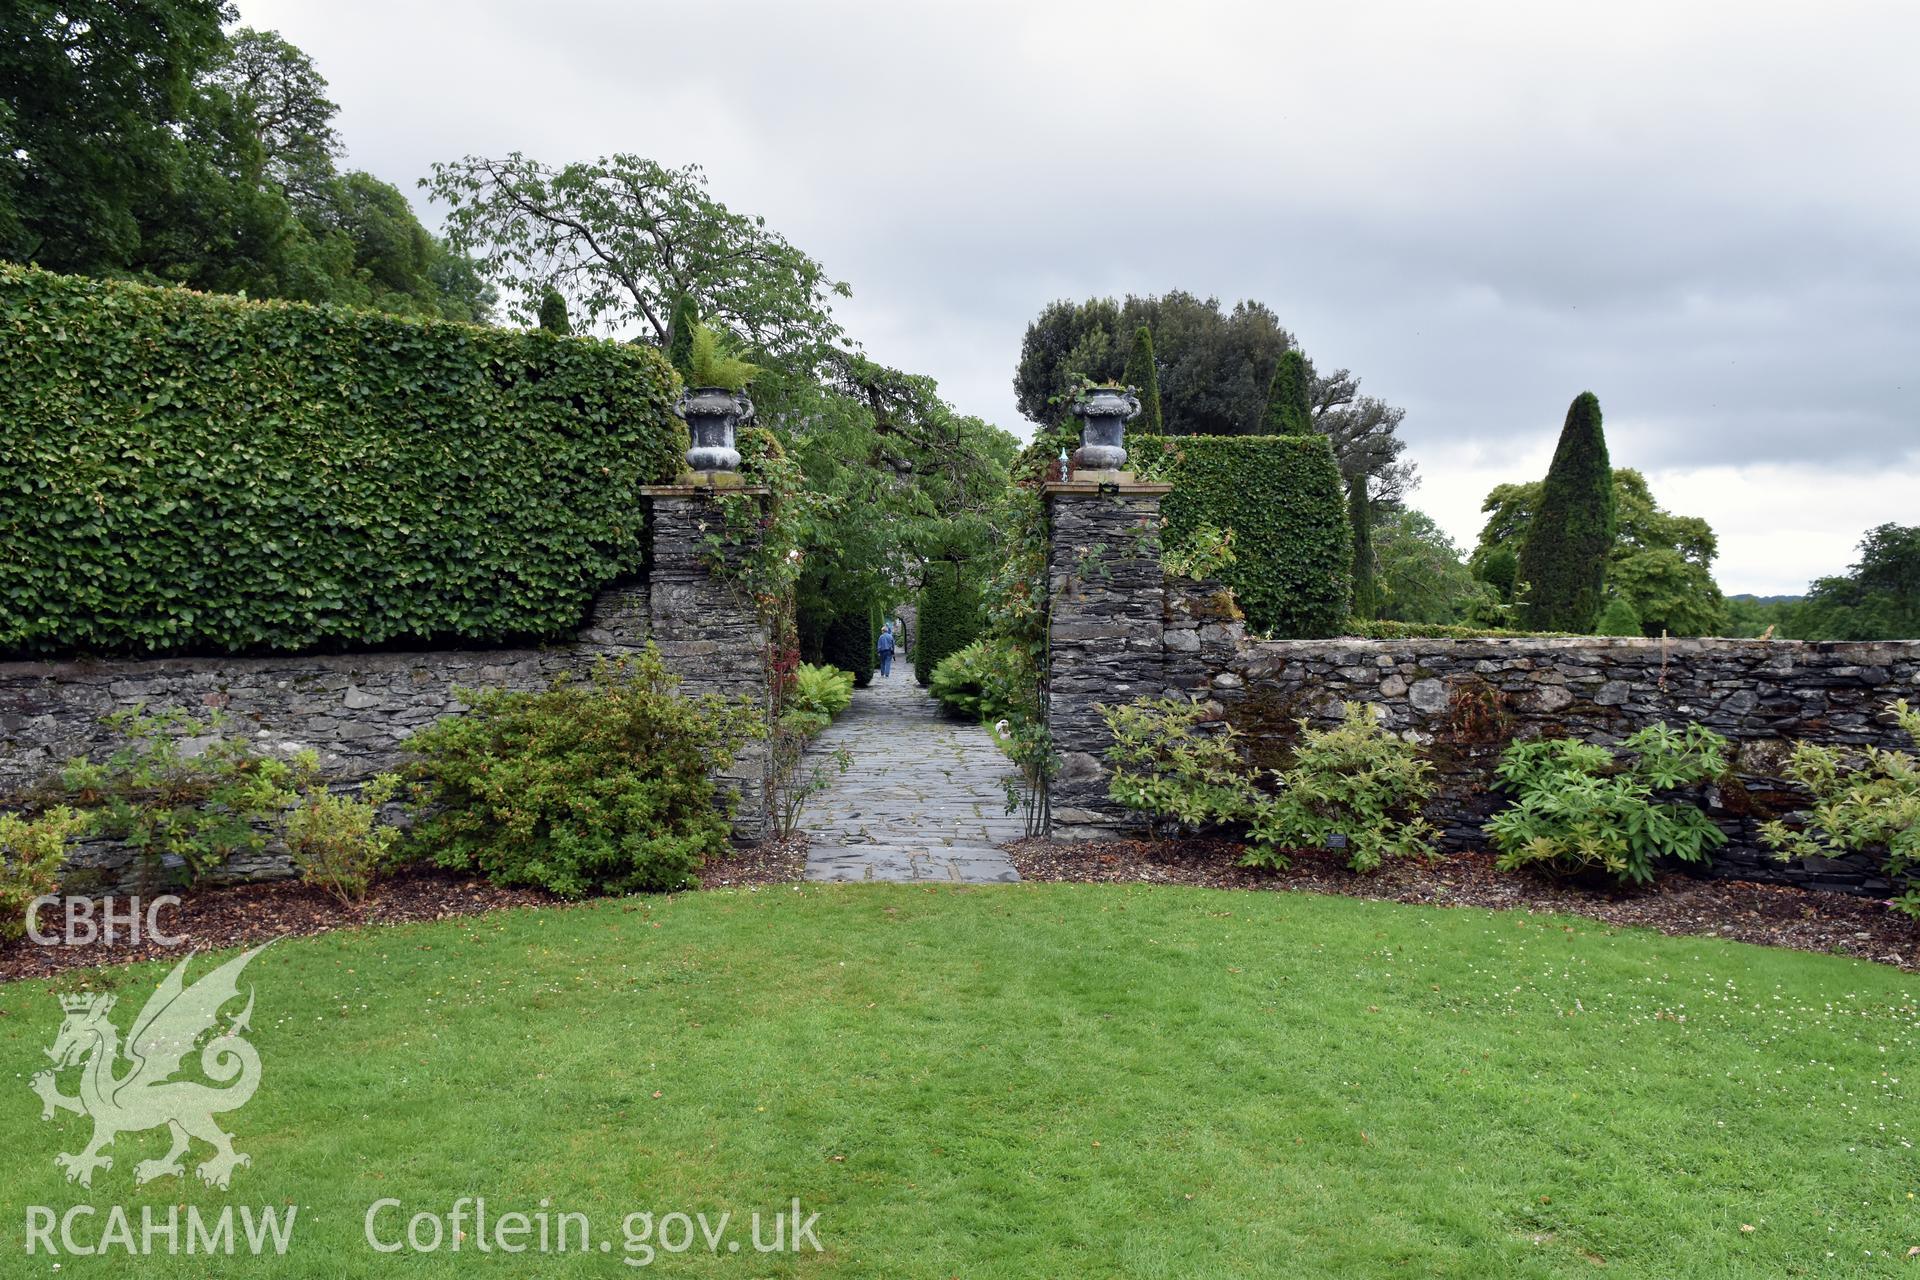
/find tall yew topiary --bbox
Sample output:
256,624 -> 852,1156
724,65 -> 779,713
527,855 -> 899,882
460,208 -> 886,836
915,562 -> 982,686
823,600 -> 877,688
667,294 -> 699,378
1264,349 -> 1313,435
1122,325 -> 1164,434
1519,392 -> 1615,633
1348,479 -> 1377,621
538,288 -> 571,334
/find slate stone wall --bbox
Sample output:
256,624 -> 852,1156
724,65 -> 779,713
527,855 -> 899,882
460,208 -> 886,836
1,490 -> 771,889
1046,487 -> 1920,896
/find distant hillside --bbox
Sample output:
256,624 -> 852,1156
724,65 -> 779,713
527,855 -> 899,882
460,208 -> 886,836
1728,593 -> 1805,606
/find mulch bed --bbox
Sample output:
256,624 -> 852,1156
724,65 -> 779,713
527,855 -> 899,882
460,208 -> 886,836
1007,838 -> 1920,972
0,835 -> 810,983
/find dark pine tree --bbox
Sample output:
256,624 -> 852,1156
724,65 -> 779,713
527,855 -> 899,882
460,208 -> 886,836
537,288 -> 571,334
1264,349 -> 1313,435
1122,325 -> 1164,434
1347,479 -> 1376,621
667,294 -> 699,376
1519,392 -> 1615,632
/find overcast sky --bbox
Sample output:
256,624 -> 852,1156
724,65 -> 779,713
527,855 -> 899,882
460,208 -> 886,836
245,0 -> 1917,595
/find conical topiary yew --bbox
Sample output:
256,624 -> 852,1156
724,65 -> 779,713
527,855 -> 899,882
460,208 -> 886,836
1519,392 -> 1615,632
1264,349 -> 1313,435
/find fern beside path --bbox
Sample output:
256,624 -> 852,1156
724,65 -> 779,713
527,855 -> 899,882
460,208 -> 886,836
803,662 -> 1023,882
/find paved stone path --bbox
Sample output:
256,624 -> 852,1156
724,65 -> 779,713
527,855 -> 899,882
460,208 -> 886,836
803,660 -> 1023,883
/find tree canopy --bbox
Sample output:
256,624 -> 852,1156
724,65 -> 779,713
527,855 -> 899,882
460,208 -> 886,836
1,14 -> 492,322
0,0 -> 231,273
427,152 -> 850,368
1013,292 -> 1414,496
1475,467 -> 1727,636
1794,523 -> 1920,641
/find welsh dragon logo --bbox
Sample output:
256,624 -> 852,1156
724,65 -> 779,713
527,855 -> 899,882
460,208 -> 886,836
31,944 -> 269,1190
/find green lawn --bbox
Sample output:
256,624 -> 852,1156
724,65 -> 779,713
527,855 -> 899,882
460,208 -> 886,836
1,883 -> 1914,1277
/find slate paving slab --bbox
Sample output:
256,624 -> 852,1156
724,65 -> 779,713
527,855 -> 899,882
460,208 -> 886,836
803,661 -> 1023,883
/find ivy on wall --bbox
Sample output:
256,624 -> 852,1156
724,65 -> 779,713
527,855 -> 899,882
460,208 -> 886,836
0,265 -> 687,657
1136,434 -> 1352,638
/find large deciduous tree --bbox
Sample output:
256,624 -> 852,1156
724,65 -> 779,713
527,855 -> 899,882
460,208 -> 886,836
1517,393 -> 1614,633
1371,509 -> 1502,626
426,152 -> 850,367
2,16 -> 491,322
0,0 -> 231,273
1013,293 -> 1416,501
1014,292 -> 1291,435
1795,523 -> 1920,641
203,27 -> 341,207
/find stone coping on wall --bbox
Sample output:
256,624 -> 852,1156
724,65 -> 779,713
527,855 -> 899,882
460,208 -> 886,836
1244,635 -> 1920,662
639,480 -> 772,496
1042,477 -> 1172,496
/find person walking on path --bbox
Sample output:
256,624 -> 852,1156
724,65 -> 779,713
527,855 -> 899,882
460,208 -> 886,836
877,622 -> 896,678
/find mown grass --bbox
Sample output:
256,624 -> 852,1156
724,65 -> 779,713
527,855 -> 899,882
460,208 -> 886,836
0,883 -> 1914,1277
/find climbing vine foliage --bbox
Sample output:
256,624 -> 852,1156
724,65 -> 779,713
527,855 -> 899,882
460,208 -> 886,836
0,265 -> 686,657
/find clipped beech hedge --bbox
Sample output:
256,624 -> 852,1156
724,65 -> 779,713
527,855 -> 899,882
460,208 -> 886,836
1137,434 -> 1351,638
0,265 -> 687,657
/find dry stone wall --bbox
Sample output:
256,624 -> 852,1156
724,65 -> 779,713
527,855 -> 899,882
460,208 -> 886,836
0,491 -> 771,890
1047,486 -> 1920,896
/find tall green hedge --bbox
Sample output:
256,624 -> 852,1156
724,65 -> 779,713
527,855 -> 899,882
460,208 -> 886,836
916,561 -> 981,686
1138,434 -> 1352,638
0,265 -> 687,657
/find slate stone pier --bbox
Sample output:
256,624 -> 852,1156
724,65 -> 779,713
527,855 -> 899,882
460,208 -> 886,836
1043,478 -> 1172,836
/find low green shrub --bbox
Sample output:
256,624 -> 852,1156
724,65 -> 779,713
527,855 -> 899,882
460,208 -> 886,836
0,807 -> 88,939
929,640 -> 1013,723
1,263 -> 685,657
789,662 -> 854,726
279,762 -> 403,908
36,709 -> 297,885
402,650 -> 761,897
1760,699 -> 1920,917
1244,703 -> 1437,872
1100,697 -> 1263,832
1487,724 -> 1730,885
1136,434 -> 1351,638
